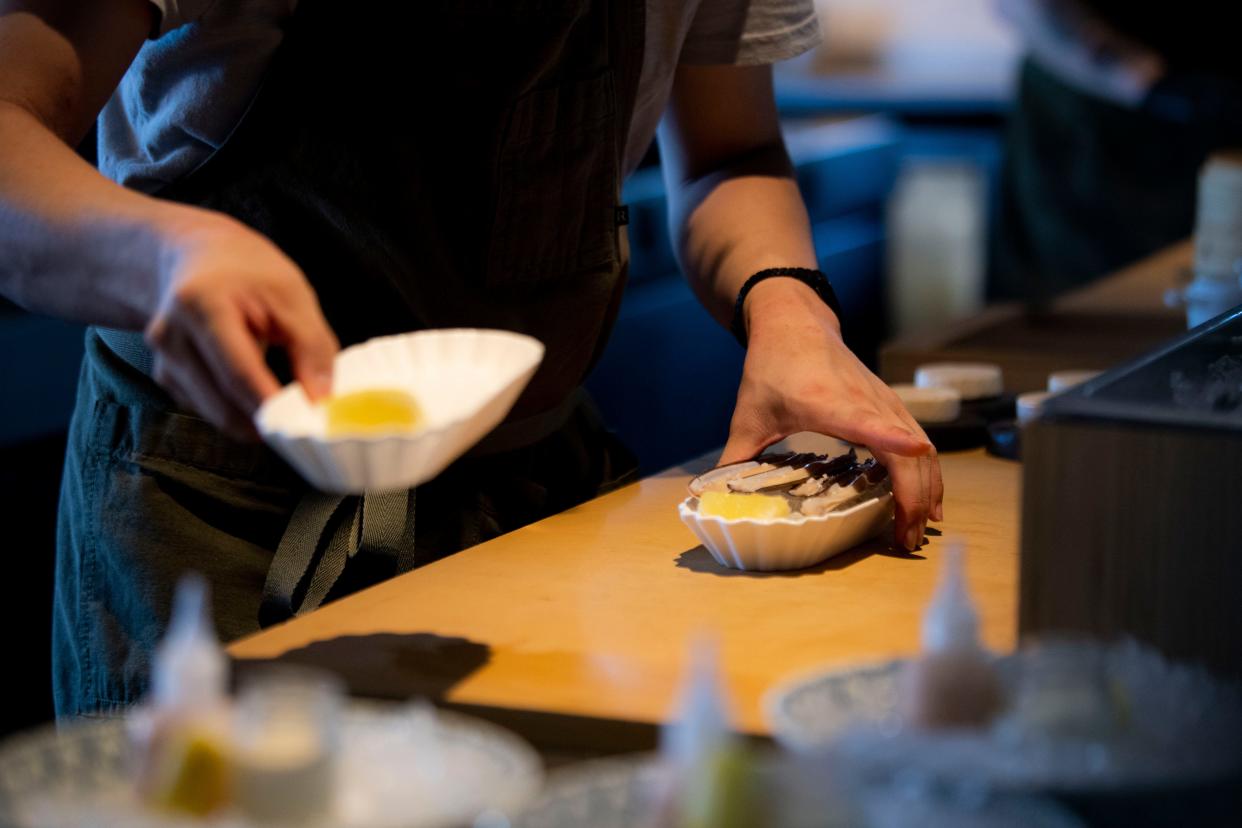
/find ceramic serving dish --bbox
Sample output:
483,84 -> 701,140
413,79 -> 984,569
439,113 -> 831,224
255,328 -> 544,494
509,753 -> 1082,828
0,703 -> 542,828
765,639 -> 1242,795
677,492 -> 893,572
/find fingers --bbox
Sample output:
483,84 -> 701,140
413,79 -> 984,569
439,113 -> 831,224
810,407 -> 931,458
929,449 -> 945,522
876,448 -> 932,551
882,393 -> 944,524
267,286 -> 338,402
148,292 -> 281,430
186,308 -> 281,414
150,327 -> 257,440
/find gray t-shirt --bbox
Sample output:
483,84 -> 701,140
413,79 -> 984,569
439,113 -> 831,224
100,0 -> 819,192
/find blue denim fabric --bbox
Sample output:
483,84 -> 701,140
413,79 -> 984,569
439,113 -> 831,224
53,329 -> 301,717
52,329 -> 635,717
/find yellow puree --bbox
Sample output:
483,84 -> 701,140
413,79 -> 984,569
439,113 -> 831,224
156,731 -> 231,816
324,389 -> 424,437
698,491 -> 790,520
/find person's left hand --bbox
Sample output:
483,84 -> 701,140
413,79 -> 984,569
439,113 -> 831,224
719,278 -> 943,551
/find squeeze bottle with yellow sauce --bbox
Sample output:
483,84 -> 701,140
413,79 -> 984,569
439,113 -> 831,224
128,574 -> 233,816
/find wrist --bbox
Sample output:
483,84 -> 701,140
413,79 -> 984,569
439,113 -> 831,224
743,275 -> 842,342
149,207 -> 242,299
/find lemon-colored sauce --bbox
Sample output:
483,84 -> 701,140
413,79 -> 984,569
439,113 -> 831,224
698,491 -> 790,520
155,730 -> 232,817
324,389 -> 424,437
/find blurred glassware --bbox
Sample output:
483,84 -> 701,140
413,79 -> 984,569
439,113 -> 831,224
1193,152 -> 1242,282
232,666 -> 345,823
887,160 -> 987,336
1165,152 -> 1242,328
0,702 -> 541,828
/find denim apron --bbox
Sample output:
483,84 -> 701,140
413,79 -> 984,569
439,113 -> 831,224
55,0 -> 644,717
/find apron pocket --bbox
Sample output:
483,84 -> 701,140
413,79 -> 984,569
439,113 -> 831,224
79,400 -> 299,708
487,70 -> 619,292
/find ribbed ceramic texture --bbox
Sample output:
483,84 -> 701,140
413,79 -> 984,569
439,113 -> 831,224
766,639 -> 1242,793
677,494 -> 892,572
0,704 -> 542,828
255,329 -> 544,494
510,753 -> 1083,828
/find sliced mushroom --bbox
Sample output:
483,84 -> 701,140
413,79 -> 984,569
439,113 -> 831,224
689,448 -> 889,513
727,464 -> 811,493
789,476 -> 826,497
800,485 -> 862,516
686,452 -> 795,496
799,464 -> 892,517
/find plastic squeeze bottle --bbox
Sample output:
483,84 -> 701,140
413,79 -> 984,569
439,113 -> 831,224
898,543 -> 1005,729
655,636 -> 760,828
128,573 -> 233,816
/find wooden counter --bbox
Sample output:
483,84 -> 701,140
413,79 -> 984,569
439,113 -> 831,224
230,445 -> 1019,751
881,242 -> 1191,392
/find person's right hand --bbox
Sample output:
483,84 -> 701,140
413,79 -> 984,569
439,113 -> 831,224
145,216 -> 339,439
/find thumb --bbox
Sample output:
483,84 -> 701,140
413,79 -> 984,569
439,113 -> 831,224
719,423 -> 772,467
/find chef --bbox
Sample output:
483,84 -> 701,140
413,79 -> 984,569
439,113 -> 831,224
0,0 -> 942,717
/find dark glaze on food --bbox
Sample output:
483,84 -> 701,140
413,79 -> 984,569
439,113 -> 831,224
688,449 -> 890,516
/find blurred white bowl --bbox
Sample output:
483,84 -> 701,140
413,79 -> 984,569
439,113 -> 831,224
256,329 -> 544,494
677,493 -> 893,572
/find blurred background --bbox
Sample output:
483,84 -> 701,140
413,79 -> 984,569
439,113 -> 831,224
3,0 -> 1238,736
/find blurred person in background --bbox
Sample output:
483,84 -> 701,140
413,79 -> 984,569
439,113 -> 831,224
0,0 -> 941,718
995,0 -> 1242,304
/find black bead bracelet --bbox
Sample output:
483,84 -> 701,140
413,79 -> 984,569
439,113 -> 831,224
730,267 -> 843,347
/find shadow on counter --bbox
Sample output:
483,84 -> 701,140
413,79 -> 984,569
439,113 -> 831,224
675,530 -> 934,578
234,632 -> 490,701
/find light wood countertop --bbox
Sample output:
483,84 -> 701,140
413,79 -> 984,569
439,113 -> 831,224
230,446 -> 1019,746
881,242 -> 1191,392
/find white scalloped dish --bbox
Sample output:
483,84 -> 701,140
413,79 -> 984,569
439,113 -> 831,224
255,329 -> 544,494
678,450 -> 894,571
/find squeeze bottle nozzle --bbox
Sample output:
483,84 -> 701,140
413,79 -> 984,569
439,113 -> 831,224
921,542 -> 981,653
152,573 -> 228,709
662,634 -> 732,768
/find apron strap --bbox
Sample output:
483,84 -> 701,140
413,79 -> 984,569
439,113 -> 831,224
260,488 -> 416,624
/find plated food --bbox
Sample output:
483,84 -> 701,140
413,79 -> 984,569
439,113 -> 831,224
690,449 -> 889,518
255,328 -> 544,494
679,450 -> 893,571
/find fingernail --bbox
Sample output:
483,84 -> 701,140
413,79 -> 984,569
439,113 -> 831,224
904,527 -> 918,551
932,504 -> 944,522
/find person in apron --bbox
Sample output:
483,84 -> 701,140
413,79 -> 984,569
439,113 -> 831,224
0,0 -> 942,718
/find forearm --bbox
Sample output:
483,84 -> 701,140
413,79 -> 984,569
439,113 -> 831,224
0,100 -> 212,328
662,138 -> 824,336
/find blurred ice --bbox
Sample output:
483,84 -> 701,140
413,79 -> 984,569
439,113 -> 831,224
1170,354 -> 1242,413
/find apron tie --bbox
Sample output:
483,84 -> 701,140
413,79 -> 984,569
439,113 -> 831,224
261,488 -> 416,625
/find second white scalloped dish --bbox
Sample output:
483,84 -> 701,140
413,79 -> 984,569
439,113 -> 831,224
0,704 -> 543,828
255,329 -> 544,494
678,492 -> 893,572
764,639 -> 1242,793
